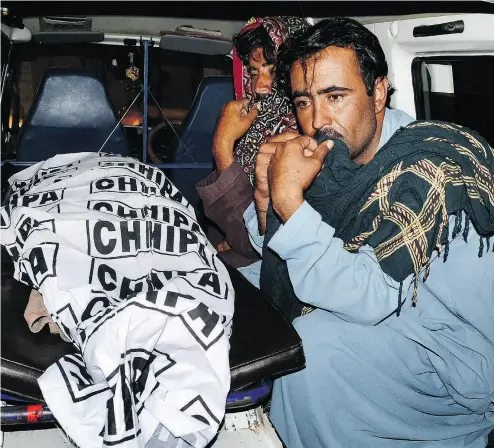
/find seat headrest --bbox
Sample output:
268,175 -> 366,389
16,68 -> 130,162
171,76 -> 234,163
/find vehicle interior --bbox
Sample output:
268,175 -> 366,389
1,2 -> 494,447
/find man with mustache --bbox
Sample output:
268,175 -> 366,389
196,17 -> 309,273
245,17 -> 494,447
244,20 -> 413,288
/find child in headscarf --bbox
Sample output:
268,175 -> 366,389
197,16 -> 310,268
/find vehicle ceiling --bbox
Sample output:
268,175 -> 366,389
3,1 -> 494,40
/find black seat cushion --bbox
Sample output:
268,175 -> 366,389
226,264 -> 305,390
0,246 -> 78,402
1,163 -> 24,204
16,68 -> 130,162
0,248 -> 305,402
164,76 -> 235,226
169,76 -> 234,164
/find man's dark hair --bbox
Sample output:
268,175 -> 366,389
277,17 -> 395,100
233,26 -> 276,66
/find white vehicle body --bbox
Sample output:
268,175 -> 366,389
1,6 -> 493,448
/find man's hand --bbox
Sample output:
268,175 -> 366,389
254,131 -> 300,201
268,136 -> 334,222
216,240 -> 231,252
254,131 -> 299,234
213,99 -> 260,173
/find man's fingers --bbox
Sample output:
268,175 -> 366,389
246,103 -> 260,120
264,135 -> 317,157
288,135 -> 318,154
311,139 -> 334,163
217,240 -> 231,252
266,131 -> 300,143
234,98 -> 254,115
256,153 -> 272,168
255,153 -> 273,178
259,142 -> 278,155
238,98 -> 251,108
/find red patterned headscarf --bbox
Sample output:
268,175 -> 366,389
232,16 -> 310,185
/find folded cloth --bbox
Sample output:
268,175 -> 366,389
24,289 -> 70,341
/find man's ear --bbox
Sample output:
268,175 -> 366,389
374,77 -> 388,115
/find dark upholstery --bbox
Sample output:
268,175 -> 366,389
16,68 -> 130,162
1,163 -> 23,203
169,75 -> 234,164
0,246 -> 77,402
165,75 -> 235,227
226,265 -> 305,390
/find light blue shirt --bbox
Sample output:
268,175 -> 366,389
239,108 -> 494,447
269,211 -> 494,447
238,108 -> 415,290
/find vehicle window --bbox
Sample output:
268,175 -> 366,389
7,42 -> 231,157
412,56 -> 494,146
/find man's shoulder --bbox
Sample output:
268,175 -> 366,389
379,108 -> 415,149
385,108 -> 415,132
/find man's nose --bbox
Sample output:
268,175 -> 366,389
253,72 -> 273,95
312,103 -> 332,132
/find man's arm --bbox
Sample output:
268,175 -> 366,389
243,201 -> 265,255
213,139 -> 235,174
213,99 -> 259,174
267,136 -> 410,324
268,201 -> 409,324
197,161 -> 259,263
254,193 -> 269,236
196,98 -> 261,263
253,131 -> 301,235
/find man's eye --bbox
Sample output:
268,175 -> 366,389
295,101 -> 310,109
329,95 -> 343,103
